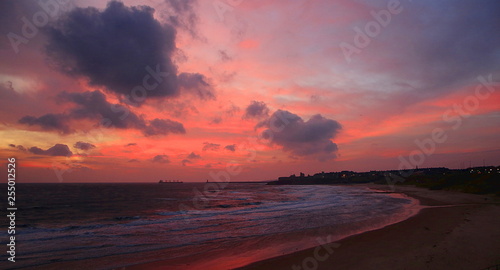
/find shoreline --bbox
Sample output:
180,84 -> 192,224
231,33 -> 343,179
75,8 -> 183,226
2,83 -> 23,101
123,184 -> 422,270
123,184 -> 500,270
23,184 -> 428,270
237,184 -> 500,270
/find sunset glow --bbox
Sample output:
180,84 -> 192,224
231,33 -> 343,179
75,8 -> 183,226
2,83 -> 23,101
1,0 -> 499,182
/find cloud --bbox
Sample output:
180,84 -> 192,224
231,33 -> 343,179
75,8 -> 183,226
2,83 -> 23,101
186,152 -> 201,159
178,72 -> 215,100
43,1 -> 214,103
165,0 -> 196,14
74,141 -> 96,151
218,50 -> 232,61
258,110 -> 341,160
128,159 -> 139,163
18,90 -> 186,136
224,144 -> 236,152
45,1 -> 178,98
0,82 -> 61,126
244,101 -> 269,119
152,154 -> 170,163
8,144 -> 26,152
29,144 -> 73,157
143,118 -> 186,136
182,151 -> 200,166
59,90 -> 144,129
224,104 -> 240,116
202,142 -> 220,151
125,143 -> 137,147
161,0 -> 199,37
210,117 -> 222,125
18,114 -> 70,134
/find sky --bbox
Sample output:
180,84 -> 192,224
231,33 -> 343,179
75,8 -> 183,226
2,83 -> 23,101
0,0 -> 499,183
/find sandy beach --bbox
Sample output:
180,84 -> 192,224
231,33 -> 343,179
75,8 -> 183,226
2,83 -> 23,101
238,184 -> 500,270
34,184 -> 500,270
123,184 -> 500,270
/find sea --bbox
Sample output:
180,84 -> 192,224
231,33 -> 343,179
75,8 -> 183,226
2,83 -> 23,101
1,183 -> 420,269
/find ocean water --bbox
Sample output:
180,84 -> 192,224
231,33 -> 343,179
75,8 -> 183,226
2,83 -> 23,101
1,183 -> 419,269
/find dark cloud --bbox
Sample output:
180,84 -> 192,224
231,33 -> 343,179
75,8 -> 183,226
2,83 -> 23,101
128,159 -> 139,163
258,110 -> 341,160
210,117 -> 222,125
202,142 -> 220,151
218,50 -> 232,61
161,0 -> 199,37
186,152 -> 201,159
18,90 -> 185,136
143,118 -> 186,136
8,144 -> 26,152
225,104 -> 240,116
59,90 -> 144,129
74,141 -> 96,151
158,100 -> 199,118
45,1 -> 179,98
244,101 -> 269,119
44,1 -> 214,102
29,144 -> 73,157
205,104 -> 238,125
165,0 -> 195,14
182,151 -> 200,166
152,154 -> 170,163
18,114 -> 70,133
125,143 -> 137,147
178,72 -> 215,100
224,144 -> 236,152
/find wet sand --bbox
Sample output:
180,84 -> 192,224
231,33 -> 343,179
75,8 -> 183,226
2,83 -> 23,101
122,184 -> 500,270
238,185 -> 500,270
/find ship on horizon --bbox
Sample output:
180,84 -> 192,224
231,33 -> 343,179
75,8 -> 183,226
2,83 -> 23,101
159,180 -> 183,183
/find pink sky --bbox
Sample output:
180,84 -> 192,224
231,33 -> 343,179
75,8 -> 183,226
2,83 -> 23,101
0,0 -> 499,182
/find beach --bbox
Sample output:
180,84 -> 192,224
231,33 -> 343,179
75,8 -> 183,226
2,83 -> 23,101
11,183 -> 417,270
238,185 -> 500,270
3,1 -> 499,270
12,184 -> 499,270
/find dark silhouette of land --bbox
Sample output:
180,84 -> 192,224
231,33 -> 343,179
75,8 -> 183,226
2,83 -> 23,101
268,166 -> 500,195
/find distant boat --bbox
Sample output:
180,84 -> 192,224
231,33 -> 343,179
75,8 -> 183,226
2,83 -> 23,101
159,180 -> 183,183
